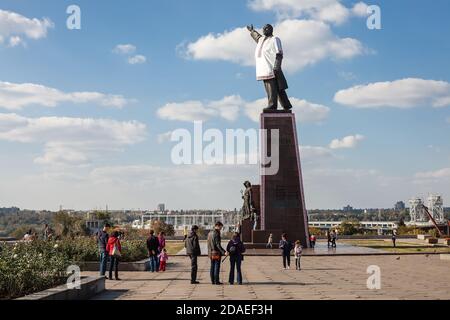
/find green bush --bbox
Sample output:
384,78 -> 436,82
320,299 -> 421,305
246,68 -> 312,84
338,221 -> 362,235
0,237 -> 148,299
0,241 -> 70,299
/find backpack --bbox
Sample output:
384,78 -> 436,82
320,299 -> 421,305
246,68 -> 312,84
229,243 -> 237,255
111,239 -> 121,257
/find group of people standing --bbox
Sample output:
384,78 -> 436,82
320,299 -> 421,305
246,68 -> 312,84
278,233 -> 304,270
97,224 -> 123,281
97,225 -> 169,280
185,222 -> 246,285
186,222 -> 308,286
326,230 -> 338,248
146,230 -> 168,272
22,224 -> 55,242
96,221 -> 340,285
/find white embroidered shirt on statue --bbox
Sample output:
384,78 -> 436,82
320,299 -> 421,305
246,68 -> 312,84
255,36 -> 283,81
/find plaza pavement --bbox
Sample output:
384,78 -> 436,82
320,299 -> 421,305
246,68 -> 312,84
177,241 -> 384,256
86,253 -> 450,300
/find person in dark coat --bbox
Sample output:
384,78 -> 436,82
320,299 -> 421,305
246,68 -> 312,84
207,222 -> 227,285
392,231 -> 397,248
146,230 -> 159,272
226,233 -> 246,285
279,233 -> 293,269
97,223 -> 110,277
185,225 -> 201,284
326,230 -> 332,248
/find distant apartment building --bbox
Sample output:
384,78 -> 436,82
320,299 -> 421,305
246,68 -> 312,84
343,205 -> 353,212
394,201 -> 406,211
86,220 -> 103,234
309,221 -> 398,233
157,204 -> 166,212
133,210 -> 240,235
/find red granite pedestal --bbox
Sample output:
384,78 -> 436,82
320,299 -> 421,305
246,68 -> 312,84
257,111 -> 310,248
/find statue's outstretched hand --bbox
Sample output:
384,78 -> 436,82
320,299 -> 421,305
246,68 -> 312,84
247,24 -> 254,32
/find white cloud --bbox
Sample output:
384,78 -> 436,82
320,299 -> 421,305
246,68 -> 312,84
415,168 -> 450,180
89,163 -> 258,198
352,2 -> 370,17
0,113 -> 147,165
329,134 -> 365,149
128,55 -> 147,65
113,44 -> 147,65
8,36 -> 24,47
300,145 -> 333,161
0,9 -> 54,46
334,78 -> 450,109
157,131 -> 173,144
244,98 -> 330,123
183,19 -> 365,74
0,81 -> 133,110
248,0 -> 369,24
113,44 -> 136,55
302,167 -> 407,208
157,95 -> 244,122
157,95 -> 329,123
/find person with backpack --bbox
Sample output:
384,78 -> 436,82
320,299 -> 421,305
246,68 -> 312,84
185,225 -> 201,284
106,231 -> 122,281
97,223 -> 110,278
226,232 -> 246,285
279,233 -> 293,269
146,230 -> 159,272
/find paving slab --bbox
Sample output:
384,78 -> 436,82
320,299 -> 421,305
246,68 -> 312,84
86,254 -> 450,300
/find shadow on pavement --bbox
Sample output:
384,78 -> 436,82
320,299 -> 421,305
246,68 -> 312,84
115,278 -> 192,282
93,290 -> 129,300
246,282 -> 332,286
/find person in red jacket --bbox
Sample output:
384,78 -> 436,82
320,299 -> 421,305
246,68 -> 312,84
106,231 -> 122,280
310,234 -> 317,249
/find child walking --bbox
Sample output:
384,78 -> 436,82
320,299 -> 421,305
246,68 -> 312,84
294,240 -> 303,271
159,248 -> 168,272
266,233 -> 273,249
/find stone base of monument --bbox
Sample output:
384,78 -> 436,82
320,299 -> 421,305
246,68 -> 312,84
240,111 -> 311,248
259,111 -> 310,247
252,230 -> 283,244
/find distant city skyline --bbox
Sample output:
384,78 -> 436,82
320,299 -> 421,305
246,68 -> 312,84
1,0 -> 449,210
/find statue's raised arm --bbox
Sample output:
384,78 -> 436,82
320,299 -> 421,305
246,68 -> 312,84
247,24 -> 262,43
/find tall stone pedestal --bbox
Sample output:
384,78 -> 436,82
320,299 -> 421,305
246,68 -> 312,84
258,111 -> 310,248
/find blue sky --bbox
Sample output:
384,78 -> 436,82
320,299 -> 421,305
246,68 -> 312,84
0,0 -> 449,210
